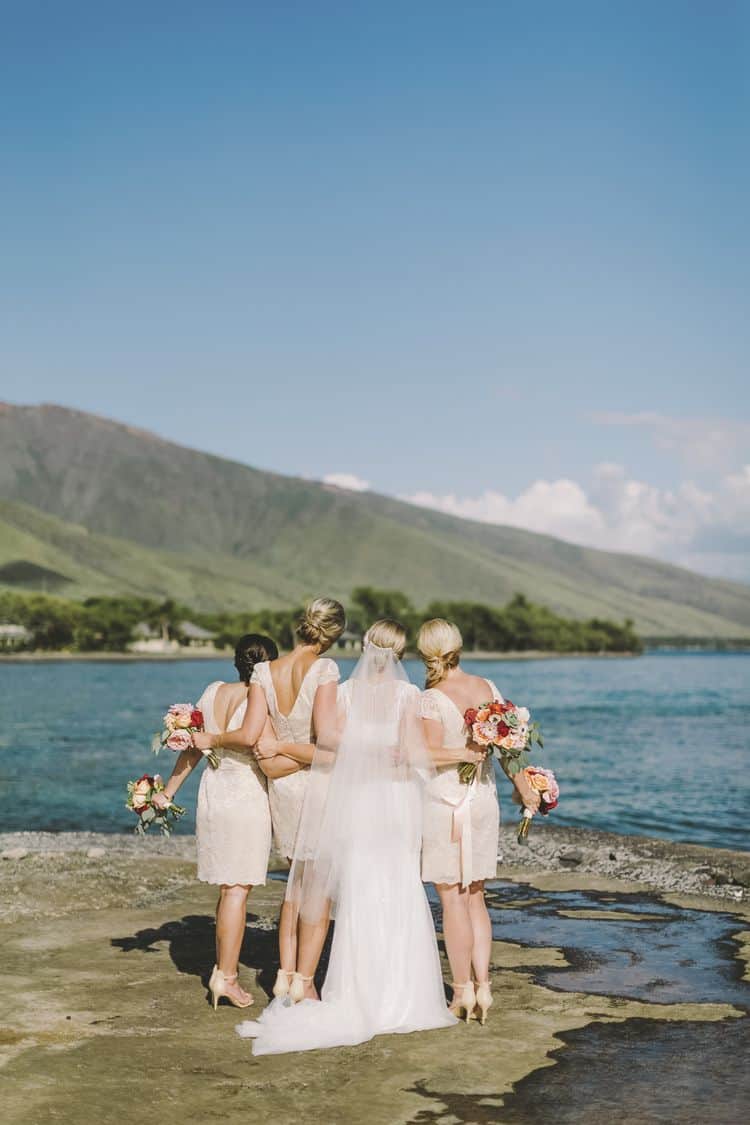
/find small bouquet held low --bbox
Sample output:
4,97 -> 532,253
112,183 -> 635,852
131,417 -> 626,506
152,703 -> 217,768
516,765 -> 559,843
126,773 -> 185,837
461,699 -> 558,844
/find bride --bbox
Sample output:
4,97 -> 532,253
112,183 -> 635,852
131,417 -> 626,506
237,618 -> 456,1054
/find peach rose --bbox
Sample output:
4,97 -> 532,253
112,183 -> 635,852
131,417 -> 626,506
131,778 -> 151,809
527,771 -> 550,793
166,729 -> 192,752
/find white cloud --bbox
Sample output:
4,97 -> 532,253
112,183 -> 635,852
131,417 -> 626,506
322,472 -> 370,492
591,412 -> 750,472
403,464 -> 750,580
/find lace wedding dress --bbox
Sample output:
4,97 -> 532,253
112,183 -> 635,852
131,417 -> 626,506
237,645 -> 456,1053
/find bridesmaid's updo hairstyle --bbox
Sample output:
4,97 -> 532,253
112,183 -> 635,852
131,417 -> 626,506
234,633 -> 279,685
296,597 -> 346,653
365,618 -> 407,660
417,618 -> 463,688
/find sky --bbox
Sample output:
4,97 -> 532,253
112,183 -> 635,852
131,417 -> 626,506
1,1 -> 748,580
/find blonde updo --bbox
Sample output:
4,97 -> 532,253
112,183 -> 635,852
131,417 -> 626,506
416,618 -> 463,688
364,618 -> 407,660
296,597 -> 346,653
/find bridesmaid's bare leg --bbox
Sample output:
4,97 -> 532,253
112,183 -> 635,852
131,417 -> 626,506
467,880 -> 491,982
295,902 -> 331,1000
216,884 -> 253,1005
436,883 -> 473,985
278,888 -> 299,975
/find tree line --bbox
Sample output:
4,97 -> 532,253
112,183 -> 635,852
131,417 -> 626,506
0,586 -> 642,654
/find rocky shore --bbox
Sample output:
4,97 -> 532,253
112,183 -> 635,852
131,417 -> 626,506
1,826 -> 747,1124
1,824 -> 746,925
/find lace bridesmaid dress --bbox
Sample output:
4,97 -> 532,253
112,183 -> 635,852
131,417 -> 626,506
250,658 -> 340,859
420,679 -> 501,887
195,681 -> 272,886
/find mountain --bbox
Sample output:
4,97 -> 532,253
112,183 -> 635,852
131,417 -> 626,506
1,402 -> 749,636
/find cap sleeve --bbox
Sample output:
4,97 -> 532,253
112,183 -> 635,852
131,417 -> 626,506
316,657 -> 340,686
420,689 -> 443,722
250,661 -> 268,686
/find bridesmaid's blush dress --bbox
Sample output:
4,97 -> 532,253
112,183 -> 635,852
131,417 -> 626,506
194,681 -> 272,887
250,658 -> 340,860
420,679 -> 501,887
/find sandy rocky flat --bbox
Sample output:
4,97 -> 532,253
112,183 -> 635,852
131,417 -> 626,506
0,825 -> 748,1125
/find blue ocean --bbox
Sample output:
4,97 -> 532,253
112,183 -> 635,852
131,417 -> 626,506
1,652 -> 747,850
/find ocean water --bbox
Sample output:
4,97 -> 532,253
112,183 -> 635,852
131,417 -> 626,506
0,652 -> 747,850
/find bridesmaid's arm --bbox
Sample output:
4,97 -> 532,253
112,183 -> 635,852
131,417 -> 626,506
499,758 -> 541,813
253,719 -> 304,778
193,683 -> 268,754
258,753 -> 303,779
421,718 -> 486,768
312,680 -> 339,750
152,747 -> 202,808
257,739 -> 316,766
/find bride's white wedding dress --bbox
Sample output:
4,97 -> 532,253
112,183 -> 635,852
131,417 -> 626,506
236,644 -> 456,1054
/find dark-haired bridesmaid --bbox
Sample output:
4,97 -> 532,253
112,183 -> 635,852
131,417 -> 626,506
153,633 -> 278,1009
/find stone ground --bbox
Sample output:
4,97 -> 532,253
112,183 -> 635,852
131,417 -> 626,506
0,828 -> 748,1125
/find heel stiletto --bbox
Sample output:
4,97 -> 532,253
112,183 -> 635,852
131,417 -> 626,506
448,980 -> 476,1021
289,972 -> 313,1003
273,969 -> 293,999
474,981 -> 493,1025
208,965 -> 253,1010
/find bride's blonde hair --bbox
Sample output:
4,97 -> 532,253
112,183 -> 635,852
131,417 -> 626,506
296,597 -> 346,653
364,618 -> 407,660
416,618 -> 462,688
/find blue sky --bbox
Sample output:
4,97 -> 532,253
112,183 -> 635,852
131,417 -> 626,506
1,2 -> 748,578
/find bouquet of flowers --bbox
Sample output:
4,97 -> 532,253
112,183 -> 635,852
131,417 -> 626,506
516,766 -> 559,845
459,699 -> 543,784
126,774 -> 185,837
152,703 -> 217,768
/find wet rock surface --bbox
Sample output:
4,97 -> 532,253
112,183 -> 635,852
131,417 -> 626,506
0,829 -> 747,1124
498,1017 -> 750,1124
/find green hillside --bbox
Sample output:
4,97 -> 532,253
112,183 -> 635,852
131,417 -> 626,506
1,402 -> 749,636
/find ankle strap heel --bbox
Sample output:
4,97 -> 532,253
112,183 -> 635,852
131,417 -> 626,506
289,972 -> 314,1004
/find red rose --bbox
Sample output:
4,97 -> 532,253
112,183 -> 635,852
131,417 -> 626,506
464,708 -> 478,726
137,773 -> 154,785
190,709 -> 204,729
496,720 -> 510,738
501,699 -> 514,712
489,701 -> 504,715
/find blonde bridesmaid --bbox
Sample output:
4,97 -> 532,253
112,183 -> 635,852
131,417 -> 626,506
417,619 -> 540,1024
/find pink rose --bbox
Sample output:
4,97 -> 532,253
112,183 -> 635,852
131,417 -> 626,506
166,729 -> 193,752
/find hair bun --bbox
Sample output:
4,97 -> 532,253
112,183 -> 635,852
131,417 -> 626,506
416,618 -> 463,688
296,597 -> 346,653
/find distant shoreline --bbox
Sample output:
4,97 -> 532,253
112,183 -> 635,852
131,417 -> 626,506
0,648 -> 647,664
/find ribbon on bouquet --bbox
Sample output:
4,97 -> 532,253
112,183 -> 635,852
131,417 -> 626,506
443,772 -> 479,888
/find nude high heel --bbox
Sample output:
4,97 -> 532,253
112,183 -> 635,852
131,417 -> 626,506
474,981 -> 493,1025
273,969 -> 293,999
289,972 -> 313,1003
208,965 -> 253,1010
448,980 -> 476,1021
